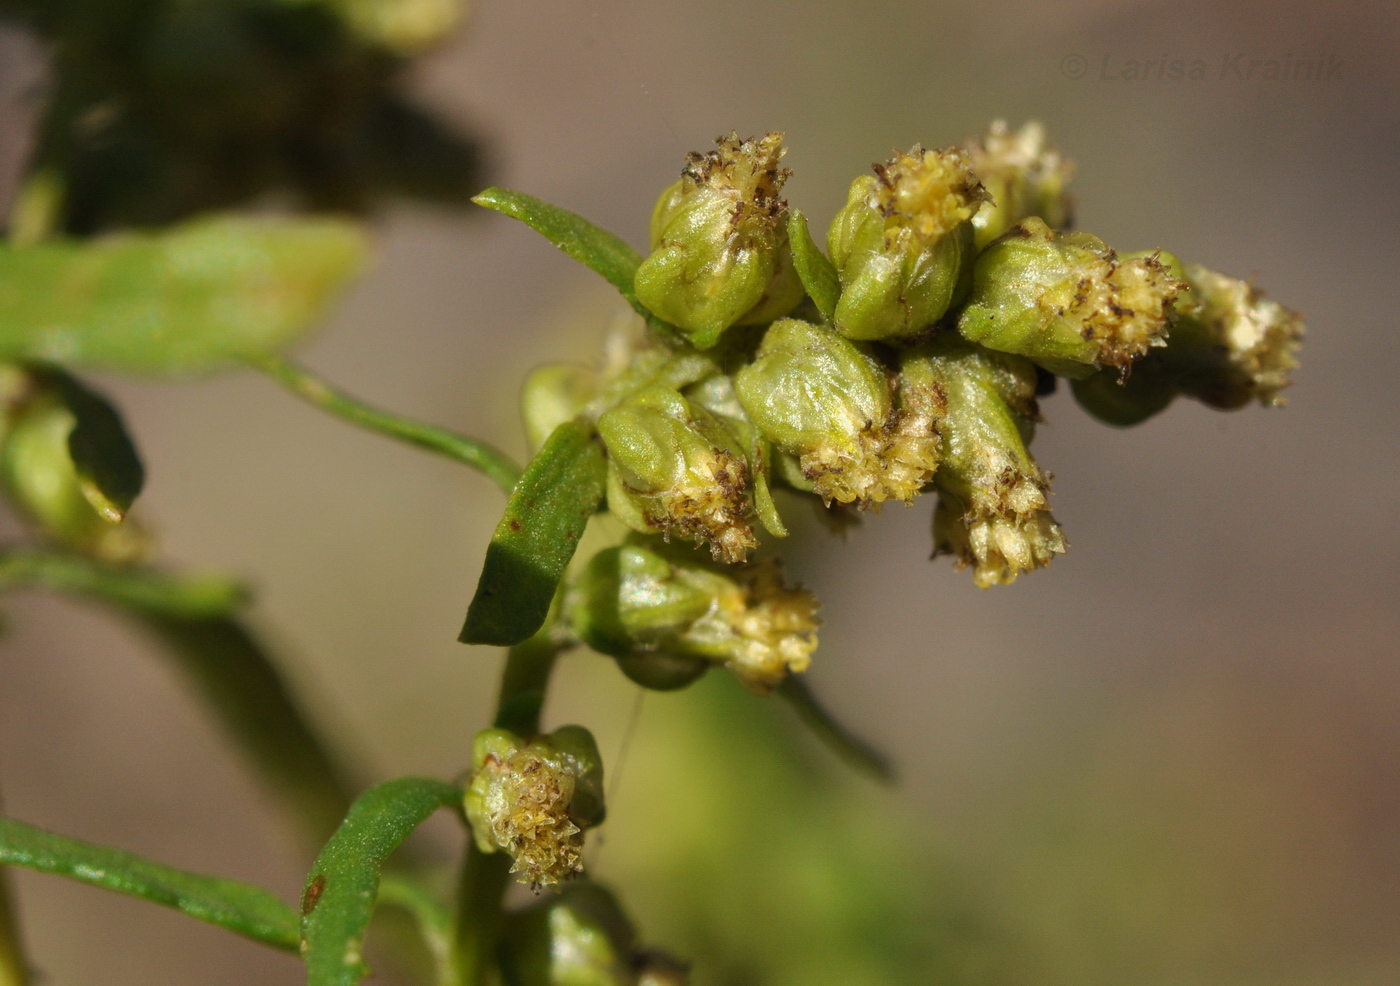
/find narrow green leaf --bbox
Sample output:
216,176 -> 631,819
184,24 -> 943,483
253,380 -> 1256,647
460,420 -> 606,647
0,215 -> 368,375
473,187 -> 641,298
787,210 -> 841,323
302,779 -> 462,986
0,549 -> 244,619
0,815 -> 300,952
30,367 -> 145,520
778,676 -> 894,783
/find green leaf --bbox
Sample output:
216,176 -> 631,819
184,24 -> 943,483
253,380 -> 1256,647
787,210 -> 841,323
460,420 -> 607,647
473,187 -> 641,298
30,367 -> 145,520
0,815 -> 300,952
0,549 -> 244,619
0,215 -> 368,375
301,778 -> 462,986
778,676 -> 894,784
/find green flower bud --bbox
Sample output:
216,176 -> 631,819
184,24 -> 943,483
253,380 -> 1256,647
1069,264 -> 1304,423
962,120 -> 1075,249
956,217 -> 1186,375
465,725 -> 606,889
732,319 -> 939,507
501,882 -> 636,986
633,133 -> 800,348
901,338 -> 1065,587
0,389 -> 147,563
1161,264 -> 1304,408
826,146 -> 988,340
500,882 -> 690,986
522,364 -> 599,452
597,386 -> 756,563
568,541 -> 820,694
1070,359 -> 1178,427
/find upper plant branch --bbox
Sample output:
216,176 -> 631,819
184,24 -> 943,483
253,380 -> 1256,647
251,355 -> 523,494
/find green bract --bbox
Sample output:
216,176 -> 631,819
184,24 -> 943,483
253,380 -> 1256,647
901,337 -> 1065,587
568,540 -> 820,693
464,726 -> 606,889
733,319 -> 939,507
956,217 -> 1185,375
597,385 -> 756,563
633,133 -> 802,349
827,146 -> 987,341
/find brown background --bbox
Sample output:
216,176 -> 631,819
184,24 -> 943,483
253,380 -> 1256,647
2,0 -> 1398,982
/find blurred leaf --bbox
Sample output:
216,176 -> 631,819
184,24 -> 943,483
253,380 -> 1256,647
778,675 -> 894,783
0,549 -> 359,848
787,210 -> 840,323
0,549 -> 243,619
460,420 -> 606,647
301,778 -> 462,986
136,614 -> 361,851
472,187 -> 647,312
33,368 -> 146,520
0,815 -> 300,952
0,215 -> 368,375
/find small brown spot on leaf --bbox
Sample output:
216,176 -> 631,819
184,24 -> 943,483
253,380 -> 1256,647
302,874 -> 326,916
509,519 -> 522,532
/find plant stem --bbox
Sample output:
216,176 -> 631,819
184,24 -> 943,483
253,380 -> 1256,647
251,355 -> 522,494
451,636 -> 561,985
0,787 -> 30,986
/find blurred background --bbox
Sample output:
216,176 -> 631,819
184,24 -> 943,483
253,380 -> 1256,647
2,0 -> 1399,982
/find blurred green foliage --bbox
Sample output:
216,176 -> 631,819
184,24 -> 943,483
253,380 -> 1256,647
0,0 -> 484,234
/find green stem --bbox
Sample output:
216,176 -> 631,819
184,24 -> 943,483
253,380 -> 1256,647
0,788 -> 30,986
251,355 -> 522,493
451,636 -> 562,986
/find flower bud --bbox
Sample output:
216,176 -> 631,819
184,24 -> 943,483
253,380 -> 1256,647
500,882 -> 636,986
597,386 -> 757,564
500,882 -> 691,986
633,133 -> 801,349
732,319 -> 939,507
826,146 -> 988,340
1069,359 -> 1178,427
568,541 -> 819,694
1160,264 -> 1304,408
522,364 -> 599,452
962,120 -> 1075,249
465,725 -> 606,889
900,338 -> 1065,587
0,390 -> 147,563
956,218 -> 1185,375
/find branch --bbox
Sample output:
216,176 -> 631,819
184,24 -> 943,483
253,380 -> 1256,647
251,355 -> 523,494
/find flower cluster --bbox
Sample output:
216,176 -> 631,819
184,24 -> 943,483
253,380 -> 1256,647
523,121 -> 1304,602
